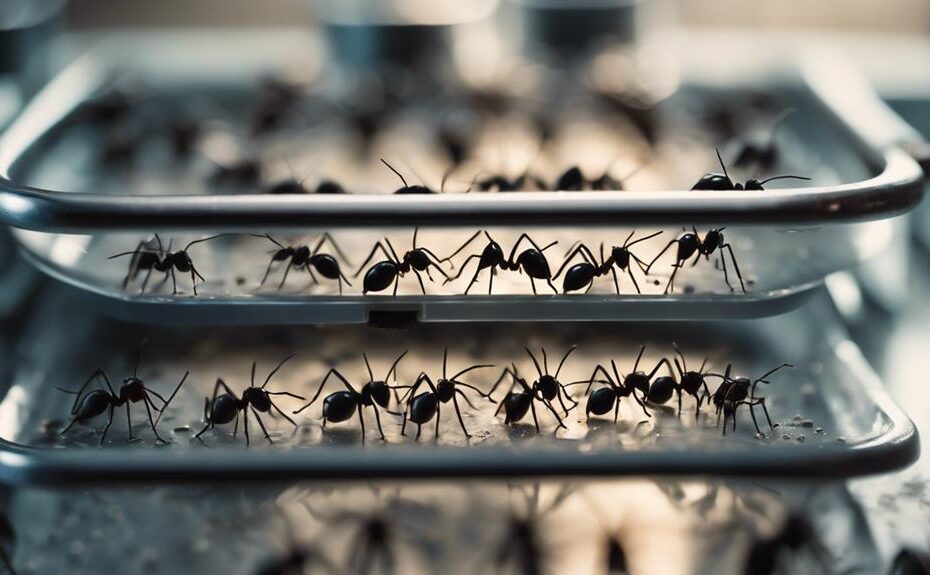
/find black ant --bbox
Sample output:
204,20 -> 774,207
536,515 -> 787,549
491,484 -> 572,575
381,158 -> 436,194
710,362 -> 792,436
58,348 -> 188,444
491,364 -> 567,433
487,347 -> 579,414
669,343 -> 714,415
567,359 -> 647,422
110,234 -> 227,295
645,227 -> 744,294
554,231 -> 662,294
210,156 -> 262,187
398,349 -> 494,440
292,350 -> 408,441
257,506 -> 338,575
474,170 -> 548,192
691,149 -> 810,191
731,108 -> 794,170
354,228 -> 451,295
257,233 -> 353,294
194,354 -> 303,446
250,77 -> 304,136
267,179 -> 347,194
442,232 -> 558,295
554,162 -> 643,191
166,117 -> 201,159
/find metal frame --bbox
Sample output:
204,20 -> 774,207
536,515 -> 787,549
0,53 -> 922,233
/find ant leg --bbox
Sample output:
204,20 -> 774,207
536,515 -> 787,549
677,389 -> 682,416
143,396 -> 167,443
357,405 -> 367,445
251,408 -> 273,444
664,263 -> 681,295
190,269 -> 199,296
243,410 -> 250,446
415,423 -> 422,441
441,230 -> 484,265
610,267 -> 621,295
488,268 -> 494,295
529,398 -> 540,433
546,278 -> 558,294
434,403 -> 441,441
170,268 -> 178,295
278,263 -> 292,290
445,254 -> 480,283
371,404 -> 386,440
454,388 -> 479,410
63,368 -> 112,415
632,390 -> 651,417
353,241 -> 393,278
233,411 -> 240,439
100,406 -> 115,445
303,263 -> 319,286
413,269 -> 427,295
268,400 -> 299,427
311,232 -> 352,265
260,256 -> 279,286
721,243 -> 746,293
614,395 -> 621,423
529,277 -> 537,295
392,275 -> 400,296
450,396 -> 471,438
539,397 -> 566,429
125,403 -> 133,440
746,402 -> 762,435
464,266 -> 482,295
140,267 -> 154,294
487,367 -> 518,401
626,266 -> 641,294
293,368 -> 355,414
757,398 -> 776,429
645,240 -> 678,274
154,371 -> 189,427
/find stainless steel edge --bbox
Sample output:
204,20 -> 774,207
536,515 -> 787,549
0,50 -> 923,232
0,326 -> 916,487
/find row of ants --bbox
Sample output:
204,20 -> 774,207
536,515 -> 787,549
58,345 -> 791,446
80,86 -> 808,197
113,224 -> 748,298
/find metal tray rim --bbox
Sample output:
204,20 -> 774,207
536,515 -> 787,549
0,336 -> 916,486
0,51 -> 923,232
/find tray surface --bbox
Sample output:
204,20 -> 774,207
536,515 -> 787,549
0,287 -> 916,485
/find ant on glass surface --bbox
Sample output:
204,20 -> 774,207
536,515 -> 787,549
110,234 -> 228,295
442,232 -> 558,295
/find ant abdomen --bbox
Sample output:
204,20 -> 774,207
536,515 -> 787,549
563,263 -> 597,293
209,394 -> 239,425
243,388 -> 272,412
76,391 -> 111,421
323,392 -> 359,423
363,262 -> 400,293
310,254 -> 341,280
517,251 -> 552,279
586,387 -> 616,416
646,376 -> 676,405
408,393 -> 438,424
503,392 -> 532,423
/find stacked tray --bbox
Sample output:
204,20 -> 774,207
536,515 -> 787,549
0,32 -> 921,486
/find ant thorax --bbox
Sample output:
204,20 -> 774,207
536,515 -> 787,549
242,387 -> 271,411
120,377 -> 145,402
535,375 -> 559,400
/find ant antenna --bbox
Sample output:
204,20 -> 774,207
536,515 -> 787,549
715,148 -> 730,181
262,353 -> 297,389
386,349 -> 408,382
363,353 -> 374,382
380,158 -> 408,188
756,175 -> 811,185
184,233 -> 235,252
133,341 -> 146,378
254,233 -> 286,249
